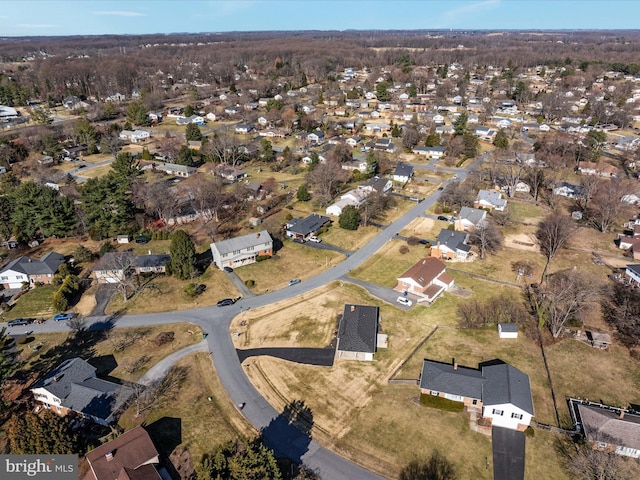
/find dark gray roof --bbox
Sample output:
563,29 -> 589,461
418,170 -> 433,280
1,251 -> 65,276
338,304 -> 379,354
499,323 -> 519,333
420,360 -> 484,399
626,264 -> 640,277
482,363 -> 535,415
211,230 -> 273,256
133,254 -> 171,269
436,229 -> 469,251
286,214 -> 331,236
33,357 -> 96,399
93,252 -> 135,272
394,163 -> 414,177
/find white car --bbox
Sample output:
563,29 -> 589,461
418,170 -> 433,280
308,236 -> 322,243
396,296 -> 412,307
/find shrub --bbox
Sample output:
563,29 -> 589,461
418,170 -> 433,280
99,242 -> 116,256
434,206 -> 443,214
17,337 -> 28,345
245,279 -> 255,287
419,394 -> 465,412
255,255 -> 271,262
284,213 -> 293,221
525,426 -> 535,437
154,331 -> 175,346
184,283 -> 206,297
407,236 -> 420,246
399,245 -> 410,254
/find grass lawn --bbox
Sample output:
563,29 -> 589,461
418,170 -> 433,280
234,242 -> 344,294
508,200 -> 548,224
5,286 -> 57,320
77,163 -> 113,179
420,393 -> 465,411
82,153 -> 112,164
118,352 -> 254,462
321,224 -> 380,251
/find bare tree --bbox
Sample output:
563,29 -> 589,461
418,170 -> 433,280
578,174 -> 600,211
536,213 -> 576,281
588,178 -> 632,233
306,160 -> 348,205
497,163 -> 524,199
360,192 -> 395,227
134,180 -> 178,223
130,365 -> 188,417
566,443 -> 640,480
201,127 -> 245,166
468,219 -> 503,259
155,133 -> 182,162
98,252 -> 138,301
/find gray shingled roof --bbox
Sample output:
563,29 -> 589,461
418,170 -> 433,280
211,230 -> 273,256
1,251 -> 65,276
93,252 -> 135,272
133,254 -> 171,269
577,404 -> 640,451
483,363 -> 535,415
419,360 -> 484,399
626,264 -> 640,277
286,214 -> 331,236
338,305 -> 379,354
394,163 -> 414,177
459,206 -> 487,225
436,229 -> 469,251
476,189 -> 507,208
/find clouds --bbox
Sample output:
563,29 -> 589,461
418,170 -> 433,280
94,11 -> 146,17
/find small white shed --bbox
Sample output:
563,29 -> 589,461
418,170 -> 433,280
498,323 -> 518,339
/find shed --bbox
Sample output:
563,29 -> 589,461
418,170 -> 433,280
117,234 -> 132,244
498,323 -> 519,339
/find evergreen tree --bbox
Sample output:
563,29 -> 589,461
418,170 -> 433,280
183,105 -> 195,117
260,138 -> 275,162
170,230 -> 197,280
376,81 -> 391,101
296,185 -> 311,201
176,146 -> 194,166
7,410 -> 80,454
197,438 -> 282,480
80,175 -> 135,239
185,123 -> 202,141
0,326 -> 17,392
110,152 -> 141,182
453,112 -> 468,136
339,205 -> 361,230
126,100 -> 148,126
493,129 -> 509,150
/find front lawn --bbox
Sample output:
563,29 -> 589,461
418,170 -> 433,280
420,393 -> 465,412
5,286 -> 56,320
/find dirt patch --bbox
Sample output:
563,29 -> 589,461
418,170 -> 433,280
400,217 -> 436,238
504,233 -> 539,252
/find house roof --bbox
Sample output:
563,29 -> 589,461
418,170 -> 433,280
211,230 -> 273,256
476,189 -> 507,208
420,360 -> 484,399
499,323 -> 519,333
397,257 -> 447,288
626,264 -> 640,277
577,403 -> 640,451
1,251 -> 65,276
338,304 -> 379,354
459,206 -> 487,225
133,254 -> 171,269
86,426 -> 160,480
436,229 -> 469,251
286,214 -> 331,236
394,163 -> 414,177
93,252 -> 135,272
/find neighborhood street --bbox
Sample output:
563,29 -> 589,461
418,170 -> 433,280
3,161 -> 473,479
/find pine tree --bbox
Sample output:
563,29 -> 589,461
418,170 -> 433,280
170,230 -> 197,280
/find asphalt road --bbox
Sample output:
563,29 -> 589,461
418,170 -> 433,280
3,159 -> 476,479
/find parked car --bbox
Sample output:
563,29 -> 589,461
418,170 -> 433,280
437,215 -> 449,221
308,236 -> 322,243
437,186 -> 444,191
53,313 -> 75,322
135,236 -> 149,244
419,239 -> 430,245
293,238 -> 305,244
223,266 -> 234,273
409,196 -> 421,202
288,278 -> 301,286
217,298 -> 235,307
7,318 -> 29,327
396,296 -> 413,307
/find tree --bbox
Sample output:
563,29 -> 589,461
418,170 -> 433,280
468,219 -> 503,259
462,132 -> 479,159
565,439 -> 640,480
80,175 -> 136,239
453,112 -> 468,136
536,213 -> 576,281
588,178 -> 631,233
399,451 -> 456,480
339,205 -> 361,230
201,128 -> 245,166
376,80 -> 391,101
29,106 -> 53,125
260,137 -> 275,162
306,160 -> 348,205
110,152 -> 141,182
296,185 -> 311,202
493,129 -> 510,149
185,123 -> 202,141
6,410 -> 80,454
524,166 -> 547,202
424,132 -> 441,147
176,146 -> 194,166
361,192 -> 395,227
170,230 -> 197,280
183,104 -> 195,117
0,326 -> 17,391
126,100 -> 148,126
196,438 -> 282,480
601,282 -> 640,346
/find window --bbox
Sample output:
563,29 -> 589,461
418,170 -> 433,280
247,246 -> 254,251
0,276 -> 7,280
492,409 -> 504,416
430,391 -> 439,396
511,412 -> 523,420
472,399 -> 478,406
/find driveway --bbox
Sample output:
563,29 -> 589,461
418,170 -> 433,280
139,340 -> 209,386
340,276 -> 414,311
224,271 -> 255,298
91,284 -> 117,316
237,346 -> 335,366
492,426 -> 526,480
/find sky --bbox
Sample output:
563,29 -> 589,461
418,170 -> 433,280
1,1 -> 640,37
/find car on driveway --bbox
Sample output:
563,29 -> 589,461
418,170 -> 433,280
288,278 -> 301,286
437,186 -> 444,191
396,296 -> 413,307
53,313 -> 75,321
217,298 -> 235,307
7,318 -> 29,327
223,266 -> 234,273
437,215 -> 449,221
135,236 -> 149,244
419,239 -> 430,245
308,236 -> 322,243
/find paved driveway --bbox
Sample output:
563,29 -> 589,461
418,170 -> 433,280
492,426 -> 525,480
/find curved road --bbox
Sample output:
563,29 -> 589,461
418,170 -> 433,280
6,161 -> 476,479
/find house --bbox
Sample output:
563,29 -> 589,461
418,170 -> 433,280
62,144 -> 88,159
105,92 -> 125,103
498,323 -> 519,339
367,176 -> 393,194
420,359 -> 535,431
85,427 -> 161,480
337,304 -> 380,361
176,115 -> 205,125
307,132 -> 325,144
0,251 -> 65,289
210,230 -> 273,270
474,126 -> 497,142
625,264 -> 640,284
154,162 -> 197,177
618,236 -> 640,259
235,124 -> 252,134
326,197 -> 357,217
119,130 -> 150,143
92,252 -> 134,284
147,112 -> 163,122
474,189 -> 507,211
431,229 -> 472,260
395,257 -> 455,303
62,95 -> 89,111
215,165 -> 247,182
133,254 -> 171,274
572,400 -> 640,458
30,358 -> 133,426
285,214 -> 331,241
393,163 -> 414,183
577,161 -> 618,178
553,181 -> 585,199
455,206 -> 487,232
243,181 -> 263,201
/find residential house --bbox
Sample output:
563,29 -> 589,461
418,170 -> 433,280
62,95 -> 89,111
618,236 -> 640,259
176,115 -> 205,125
30,358 -> 133,426
307,132 -> 325,144
474,189 -> 507,211
373,137 -> 396,152
498,323 -> 519,339
147,112 -> 163,122
133,254 -> 171,274
577,161 -> 618,178
367,176 -> 393,194
285,214 -> 331,241
431,229 -> 472,260
455,206 -> 487,232
337,304 -> 380,361
412,146 -> 445,159
419,359 -> 535,431
625,264 -> 640,284
0,252 -> 65,289
85,427 -> 161,480
474,126 -> 497,142
154,162 -> 197,177
62,144 -> 88,159
215,165 -> 247,182
572,400 -> 640,458
553,181 -> 585,199
210,230 -> 273,270
393,163 -> 414,183
341,159 -> 369,173
119,130 -> 150,143
395,257 -> 455,303
105,92 -> 126,103
92,252 -> 135,284
235,124 -> 252,134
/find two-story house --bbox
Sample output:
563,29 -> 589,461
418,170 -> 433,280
210,230 -> 273,270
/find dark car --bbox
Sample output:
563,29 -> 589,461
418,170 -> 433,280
7,318 -> 29,327
223,266 -> 234,273
437,186 -> 444,191
135,236 -> 149,244
437,215 -> 449,221
419,239 -> 430,245
217,298 -> 235,307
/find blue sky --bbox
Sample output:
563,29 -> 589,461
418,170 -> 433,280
2,1 -> 639,37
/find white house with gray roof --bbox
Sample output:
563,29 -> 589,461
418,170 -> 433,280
31,358 -> 133,426
455,206 -> 487,232
474,189 -> 507,211
420,359 -> 534,431
0,251 -> 65,289
210,230 -> 273,270
337,304 -> 381,361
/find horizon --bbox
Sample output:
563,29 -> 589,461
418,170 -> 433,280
2,1 -> 640,37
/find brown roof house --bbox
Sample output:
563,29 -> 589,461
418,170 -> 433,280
86,426 -> 162,480
395,257 -> 454,304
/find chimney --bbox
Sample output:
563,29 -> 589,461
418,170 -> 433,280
452,358 -> 458,370
350,305 -> 355,312
105,451 -> 114,462
619,409 -> 625,419
256,232 -> 260,238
